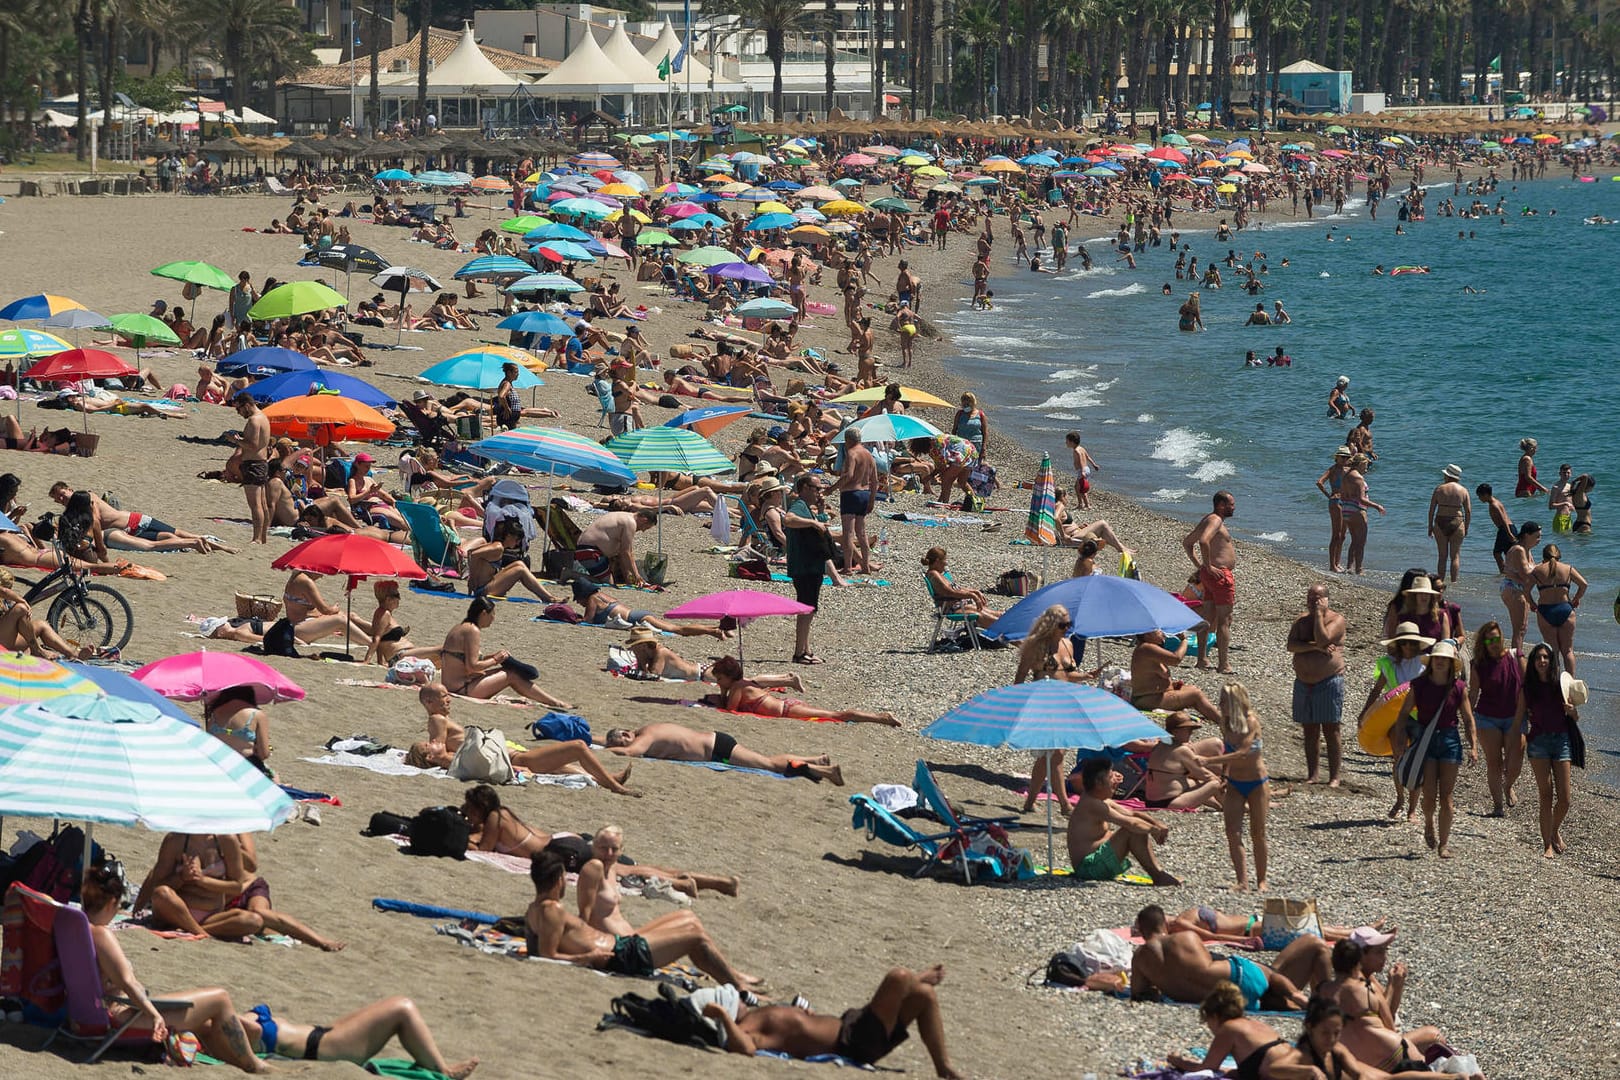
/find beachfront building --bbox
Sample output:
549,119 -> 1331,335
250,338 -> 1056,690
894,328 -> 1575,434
1273,59 -> 1352,113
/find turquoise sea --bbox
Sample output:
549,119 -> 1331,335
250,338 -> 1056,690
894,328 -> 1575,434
935,176 -> 1620,776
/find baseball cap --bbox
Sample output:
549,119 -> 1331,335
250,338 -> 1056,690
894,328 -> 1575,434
353,452 -> 375,463
1349,926 -> 1395,948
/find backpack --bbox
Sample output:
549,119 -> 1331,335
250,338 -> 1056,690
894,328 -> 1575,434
1044,951 -> 1089,987
364,811 -> 415,838
607,983 -> 721,1049
542,834 -> 595,873
448,726 -> 514,785
0,826 -> 101,902
404,807 -> 469,858
530,711 -> 591,744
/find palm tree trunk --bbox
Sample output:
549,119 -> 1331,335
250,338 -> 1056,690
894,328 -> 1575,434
974,42 -> 986,117
921,0 -> 935,114
770,30 -> 786,118
74,0 -> 92,160
1414,8 -> 1434,101
97,1 -> 116,148
1331,0 -> 1348,73
995,0 -> 1009,114
1175,20 -> 1190,122
1313,0 -> 1330,62
416,0 -> 432,126
368,2 -> 382,133
825,0 -> 837,114
1212,0 -> 1230,115
1158,24 -> 1174,125
1253,13 -> 1268,131
874,0 -> 886,115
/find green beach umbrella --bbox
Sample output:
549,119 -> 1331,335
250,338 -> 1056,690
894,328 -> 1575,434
1162,133 -> 1189,146
605,426 -> 735,552
870,197 -> 912,212
677,245 -> 741,266
247,281 -> 348,321
102,313 -> 181,355
501,215 -> 552,235
150,260 -> 234,292
636,230 -> 680,247
1325,124 -> 1348,135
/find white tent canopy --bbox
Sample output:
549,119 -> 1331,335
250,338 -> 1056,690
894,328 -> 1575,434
531,25 -> 647,94
427,24 -> 521,91
600,21 -> 664,84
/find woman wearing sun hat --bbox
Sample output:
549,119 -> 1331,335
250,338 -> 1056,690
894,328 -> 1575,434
1393,639 -> 1477,857
1427,464 -> 1471,582
1358,621 -> 1435,819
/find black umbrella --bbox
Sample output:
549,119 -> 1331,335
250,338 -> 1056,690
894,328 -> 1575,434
371,266 -> 443,345
302,243 -> 390,300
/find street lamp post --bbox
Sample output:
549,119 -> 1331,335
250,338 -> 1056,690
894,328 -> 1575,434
857,0 -> 873,118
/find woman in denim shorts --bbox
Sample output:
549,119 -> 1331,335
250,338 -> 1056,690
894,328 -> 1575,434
1397,639 -> 1475,858
1522,643 -> 1575,858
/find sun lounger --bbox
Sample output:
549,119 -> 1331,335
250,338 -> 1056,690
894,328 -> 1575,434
847,794 -> 1006,884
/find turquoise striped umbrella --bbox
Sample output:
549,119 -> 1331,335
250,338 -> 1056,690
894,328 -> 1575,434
605,427 -> 735,552
0,695 -> 295,832
0,328 -> 71,359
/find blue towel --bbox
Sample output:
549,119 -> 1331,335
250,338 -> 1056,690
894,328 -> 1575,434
278,785 -> 333,801
409,583 -> 543,604
372,898 -> 498,924
656,758 -> 790,780
754,1050 -> 874,1070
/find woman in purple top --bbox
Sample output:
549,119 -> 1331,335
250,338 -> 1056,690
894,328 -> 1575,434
1522,643 -> 1575,858
1395,640 -> 1475,859
1468,620 -> 1524,818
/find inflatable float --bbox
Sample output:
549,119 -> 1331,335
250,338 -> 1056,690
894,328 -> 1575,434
1390,266 -> 1430,276
1357,683 -> 1412,756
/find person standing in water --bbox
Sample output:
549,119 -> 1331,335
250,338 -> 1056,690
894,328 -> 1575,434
1427,464 -> 1471,582
1477,483 -> 1514,574
1516,437 -> 1547,498
1316,447 -> 1352,573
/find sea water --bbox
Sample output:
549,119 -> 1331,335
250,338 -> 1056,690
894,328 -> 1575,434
936,176 -> 1620,777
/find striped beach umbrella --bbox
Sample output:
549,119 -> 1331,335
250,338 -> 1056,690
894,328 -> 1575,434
0,328 -> 71,359
606,427 -> 735,552
470,427 -> 636,485
0,294 -> 86,322
453,255 -> 534,281
0,695 -> 295,832
0,653 -> 95,706
1025,452 -> 1058,547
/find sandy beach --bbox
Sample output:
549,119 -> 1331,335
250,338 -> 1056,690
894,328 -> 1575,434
0,179 -> 1611,1080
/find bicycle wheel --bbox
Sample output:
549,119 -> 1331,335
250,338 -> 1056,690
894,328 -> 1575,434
50,583 -> 134,651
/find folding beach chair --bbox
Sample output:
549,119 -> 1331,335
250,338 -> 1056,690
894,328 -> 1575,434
1,883 -> 192,1063
397,400 -> 455,449
922,572 -> 982,652
847,795 -> 1005,885
396,499 -> 462,575
912,760 -> 1023,840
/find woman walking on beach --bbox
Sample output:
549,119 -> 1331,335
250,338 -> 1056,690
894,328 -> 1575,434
1315,447 -> 1352,572
1014,605 -> 1085,816
1522,643 -> 1576,857
1205,682 -> 1269,892
1469,620 -> 1524,817
1500,522 -> 1540,654
1358,622 -> 1433,820
1427,464 -> 1470,582
1529,543 -> 1587,675
1382,571 -> 1452,642
1395,640 -> 1476,857
1338,454 -> 1384,575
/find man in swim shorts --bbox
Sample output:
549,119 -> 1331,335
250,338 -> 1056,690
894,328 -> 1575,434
831,429 -> 879,574
698,964 -> 963,1077
1287,585 -> 1347,786
602,721 -> 843,783
48,482 -> 226,554
1184,491 -> 1238,674
234,392 -> 272,545
1129,905 -> 1313,1011
1478,482 -> 1515,573
1066,758 -> 1180,886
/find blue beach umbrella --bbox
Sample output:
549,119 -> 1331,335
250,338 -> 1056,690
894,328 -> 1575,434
374,169 -> 413,182
504,273 -> 586,295
215,346 -> 316,377
532,239 -> 596,263
62,664 -> 198,727
830,413 -> 942,444
745,213 -> 796,231
454,255 -> 534,280
524,222 -> 591,242
732,297 -> 798,319
987,575 -> 1201,642
419,353 -> 542,391
245,369 -> 396,408
497,311 -> 574,336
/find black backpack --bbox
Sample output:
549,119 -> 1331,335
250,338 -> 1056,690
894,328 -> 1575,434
365,812 -> 415,838
1045,951 -> 1088,988
0,826 -> 101,903
404,806 -> 468,859
607,983 -> 720,1049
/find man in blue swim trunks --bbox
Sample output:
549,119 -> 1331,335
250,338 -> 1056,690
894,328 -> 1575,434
1130,905 -> 1319,1012
830,430 -> 880,574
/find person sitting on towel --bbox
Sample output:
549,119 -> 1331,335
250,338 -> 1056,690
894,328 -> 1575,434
602,721 -> 843,783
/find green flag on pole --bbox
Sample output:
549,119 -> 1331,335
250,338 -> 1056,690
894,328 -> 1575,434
657,53 -> 671,80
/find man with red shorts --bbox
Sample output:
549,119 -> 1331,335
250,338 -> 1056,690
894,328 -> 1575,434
1184,490 -> 1237,675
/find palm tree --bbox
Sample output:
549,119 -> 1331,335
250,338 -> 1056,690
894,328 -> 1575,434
416,0 -> 431,125
211,0 -> 309,112
824,0 -> 837,113
712,0 -> 810,118
953,0 -> 996,115
74,0 -> 91,159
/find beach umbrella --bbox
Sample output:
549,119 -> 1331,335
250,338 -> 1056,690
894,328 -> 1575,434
414,170 -> 473,187
309,243 -> 390,275
707,262 -> 774,285
246,368 -> 394,407
524,222 -> 591,242
271,534 -> 425,653
678,246 -> 741,266
40,309 -> 110,334
500,215 -> 552,234
469,427 -> 637,556
828,385 -> 953,408
453,255 -> 534,281
987,575 -> 1201,643
247,281 -> 347,320
100,313 -> 179,354
637,230 -> 679,247
662,589 -> 813,660
261,393 -> 395,445
26,348 -> 136,383
787,225 -> 830,243
216,346 -> 316,378
497,311 -> 573,337
571,152 -> 622,168
533,240 -> 596,264
922,681 -> 1169,868
374,168 -> 414,182
131,651 -> 306,705
150,260 -> 233,293
1162,133 -> 1190,146
0,328 -> 71,360
820,199 -> 866,216
446,344 -> 545,371
0,295 -> 85,322
552,198 -> 613,220
370,266 -> 445,340
0,695 -> 296,837
838,153 -> 877,166
830,413 -> 943,444
419,352 -> 542,391
796,185 -> 841,201
870,197 -> 911,212
0,653 -> 95,706
606,426 -> 735,551
1025,453 -> 1058,547
61,664 -> 200,726
745,213 -> 796,231
664,404 -> 753,439
505,273 -> 586,295
733,298 -> 798,319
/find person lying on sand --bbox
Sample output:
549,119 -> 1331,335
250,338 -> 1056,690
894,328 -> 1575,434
1066,758 -> 1181,886
48,482 -> 231,555
0,527 -> 134,575
618,625 -> 801,683
50,387 -> 176,419
603,722 -> 843,784
708,656 -> 900,726
569,579 -> 729,636
459,783 -> 551,857
1167,980 -> 1299,1079
236,996 -> 477,1077
1131,904 -> 1328,1012
1160,905 -> 1373,948
697,965 -> 964,1078
577,825 -> 739,933
525,852 -> 761,988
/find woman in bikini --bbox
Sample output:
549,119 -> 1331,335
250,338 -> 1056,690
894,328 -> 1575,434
1013,606 -> 1088,815
1167,981 -> 1292,1080
1426,464 -> 1470,582
1501,521 -> 1540,653
236,997 -> 477,1077
466,519 -> 562,602
265,569 -> 374,655
0,567 -> 105,659
204,686 -> 271,774
1314,940 -> 1457,1079
1569,473 -> 1595,532
709,655 -> 898,725
1529,542 -> 1586,675
439,596 -> 571,708
1339,454 -> 1385,576
1283,999 -> 1454,1080
576,825 -> 739,936
1316,447 -> 1353,572
1129,628 -> 1222,723
1202,682 -> 1269,892
461,783 -> 550,856
361,580 -> 431,666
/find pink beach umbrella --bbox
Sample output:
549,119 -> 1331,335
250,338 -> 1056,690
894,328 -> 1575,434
132,651 -> 307,705
662,589 -> 812,660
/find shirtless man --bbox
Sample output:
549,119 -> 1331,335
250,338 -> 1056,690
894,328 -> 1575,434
409,682 -> 637,795
1129,630 -> 1221,723
576,509 -> 658,586
1478,482 -> 1514,574
700,966 -> 963,1078
1428,464 -> 1471,581
831,430 -> 879,574
1316,931 -> 1446,1074
233,393 -> 272,544
709,656 -> 899,726
1065,757 -> 1180,886
1286,584 -> 1348,786
525,852 -> 761,988
1183,490 -> 1237,674
603,722 -> 843,784
48,483 -> 225,555
620,626 -> 802,684
1130,904 -> 1317,1012
1142,712 -> 1222,809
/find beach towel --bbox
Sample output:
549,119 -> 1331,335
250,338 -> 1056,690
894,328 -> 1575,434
434,921 -> 702,990
379,833 -> 534,873
372,898 -> 498,923
597,1008 -> 875,1070
408,582 -> 543,604
334,678 -> 534,709
650,758 -> 791,780
766,571 -> 891,587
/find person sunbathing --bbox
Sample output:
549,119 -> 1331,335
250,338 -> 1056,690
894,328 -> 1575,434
525,851 -> 761,988
79,859 -> 271,1073
603,721 -> 843,783
410,681 -> 633,794
265,476 -> 372,531
362,580 -> 435,665
0,567 -> 108,659
466,520 -> 563,601
55,387 -> 175,419
1163,905 -> 1368,948
567,579 -> 727,635
1129,630 -> 1222,723
1138,712 -> 1224,809
1284,999 -> 1463,1080
1167,980 -> 1300,1079
1317,934 -> 1451,1074
708,656 -> 900,725
203,686 -> 271,773
698,964 -> 963,1078
48,483 -> 228,555
438,597 -> 570,707
460,783 -> 551,856
263,569 -> 374,655
133,832 -> 345,951
0,528 -> 128,575
236,997 -> 477,1077
1130,904 -> 1324,1012
576,827 -> 739,922
618,625 -> 802,683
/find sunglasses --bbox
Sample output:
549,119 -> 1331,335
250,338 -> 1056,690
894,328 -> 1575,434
1483,635 -> 1502,644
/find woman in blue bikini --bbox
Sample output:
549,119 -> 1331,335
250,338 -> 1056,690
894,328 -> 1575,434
1204,682 -> 1270,892
1529,542 -> 1587,676
1315,447 -> 1352,572
238,998 -> 476,1076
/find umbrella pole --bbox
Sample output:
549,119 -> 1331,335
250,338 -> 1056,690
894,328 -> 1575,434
1045,766 -> 1055,874
81,822 -> 94,900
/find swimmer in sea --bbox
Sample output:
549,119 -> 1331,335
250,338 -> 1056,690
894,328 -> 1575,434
1272,300 -> 1291,324
1462,285 -> 1485,294
1371,265 -> 1384,275
1244,351 -> 1263,367
1163,283 -> 1173,295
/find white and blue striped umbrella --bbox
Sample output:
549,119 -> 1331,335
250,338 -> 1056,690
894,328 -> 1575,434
922,681 -> 1167,753
0,696 -> 295,832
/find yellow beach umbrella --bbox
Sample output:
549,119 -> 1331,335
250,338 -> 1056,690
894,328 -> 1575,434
981,159 -> 1024,172
1225,149 -> 1255,160
605,208 -> 653,223
820,199 -> 866,216
788,224 -> 830,239
1216,183 -> 1238,193
898,155 -> 930,166
753,200 -> 793,214
598,183 -> 640,197
829,385 -> 953,408
914,165 -> 947,178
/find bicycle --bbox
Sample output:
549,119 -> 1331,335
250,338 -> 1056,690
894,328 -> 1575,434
15,542 -> 135,652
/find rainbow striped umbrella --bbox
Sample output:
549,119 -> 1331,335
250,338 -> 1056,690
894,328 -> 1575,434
0,294 -> 86,322
0,653 -> 95,706
470,427 -> 636,485
1025,452 -> 1058,546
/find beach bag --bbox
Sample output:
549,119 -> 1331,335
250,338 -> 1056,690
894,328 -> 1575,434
639,551 -> 669,586
968,463 -> 998,496
543,602 -> 582,624
607,983 -> 720,1049
1568,717 -> 1587,770
531,711 -> 591,744
385,657 -> 437,686
448,726 -> 514,785
1067,929 -> 1134,976
234,593 -> 281,621
543,835 -> 595,873
1395,696 -> 1449,792
1045,951 -> 1089,988
606,645 -> 638,675
731,557 -> 770,581
404,807 -> 468,859
0,826 -> 98,903
1259,897 -> 1322,951
364,811 -> 414,838
997,569 -> 1040,596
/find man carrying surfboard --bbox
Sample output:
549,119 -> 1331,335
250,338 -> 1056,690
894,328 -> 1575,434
1286,584 -> 1347,786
